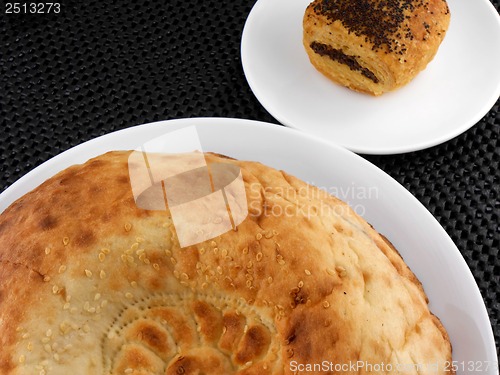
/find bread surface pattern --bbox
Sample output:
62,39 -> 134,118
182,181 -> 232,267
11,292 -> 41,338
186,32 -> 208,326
0,151 -> 453,374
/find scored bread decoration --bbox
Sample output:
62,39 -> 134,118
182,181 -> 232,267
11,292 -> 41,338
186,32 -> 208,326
0,151 -> 453,374
303,0 -> 451,95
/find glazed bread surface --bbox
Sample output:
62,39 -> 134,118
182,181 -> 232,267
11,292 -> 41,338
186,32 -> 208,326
303,0 -> 451,95
0,151 -> 453,374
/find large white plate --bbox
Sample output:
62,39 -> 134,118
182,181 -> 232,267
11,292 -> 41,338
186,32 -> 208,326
241,0 -> 500,154
0,118 -> 497,372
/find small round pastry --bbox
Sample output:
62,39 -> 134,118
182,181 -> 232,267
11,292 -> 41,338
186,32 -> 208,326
303,0 -> 451,95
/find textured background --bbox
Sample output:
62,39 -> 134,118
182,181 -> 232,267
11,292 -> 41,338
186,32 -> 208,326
1,0 -> 499,358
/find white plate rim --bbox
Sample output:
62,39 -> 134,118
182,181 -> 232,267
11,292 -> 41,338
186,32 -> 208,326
240,0 -> 500,154
0,117 -> 497,371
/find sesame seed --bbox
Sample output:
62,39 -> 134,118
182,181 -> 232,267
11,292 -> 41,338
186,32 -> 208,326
46,329 -> 52,337
130,242 -> 139,251
84,270 -> 92,278
216,266 -> 223,275
243,247 -> 249,254
99,270 -> 106,279
143,258 -> 150,265
94,293 -> 101,301
44,247 -> 51,255
256,252 -> 263,261
125,292 -> 133,299
125,369 -> 133,374
181,273 -> 189,280
101,248 -> 110,254
304,269 -> 312,276
63,303 -> 70,310
326,268 -> 336,276
323,301 -> 330,308
43,276 -> 51,282
336,266 -> 347,277
52,285 -> 59,294
98,253 -> 105,262
62,237 -> 69,246
19,355 -> 25,363
256,233 -> 263,240
298,281 -> 304,288
124,223 -> 132,232
267,276 -> 273,284
153,263 -> 160,270
170,257 -> 177,265
130,281 -> 137,287
58,265 -> 66,274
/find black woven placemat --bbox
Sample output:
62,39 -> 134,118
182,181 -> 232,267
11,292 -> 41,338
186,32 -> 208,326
1,0 -> 499,358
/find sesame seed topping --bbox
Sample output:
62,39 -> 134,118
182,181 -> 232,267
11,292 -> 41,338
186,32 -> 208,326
84,269 -> 93,278
304,269 -> 312,276
44,276 -> 51,282
94,293 -> 101,301
62,237 -> 69,246
98,253 -> 105,262
256,233 -> 263,240
124,223 -> 132,232
19,355 -> 25,363
58,265 -> 66,274
256,252 -> 263,261
44,247 -> 51,255
99,270 -> 106,279
153,263 -> 160,270
298,281 -> 304,288
323,301 -> 330,308
125,292 -> 133,299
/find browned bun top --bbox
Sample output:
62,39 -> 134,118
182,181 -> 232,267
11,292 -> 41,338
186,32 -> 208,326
0,151 -> 452,374
311,0 -> 450,54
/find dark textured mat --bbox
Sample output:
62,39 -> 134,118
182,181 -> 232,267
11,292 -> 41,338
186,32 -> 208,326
1,0 -> 499,357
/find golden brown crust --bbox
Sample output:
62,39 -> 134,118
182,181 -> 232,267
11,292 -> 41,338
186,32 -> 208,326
0,151 -> 453,374
303,0 -> 450,95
